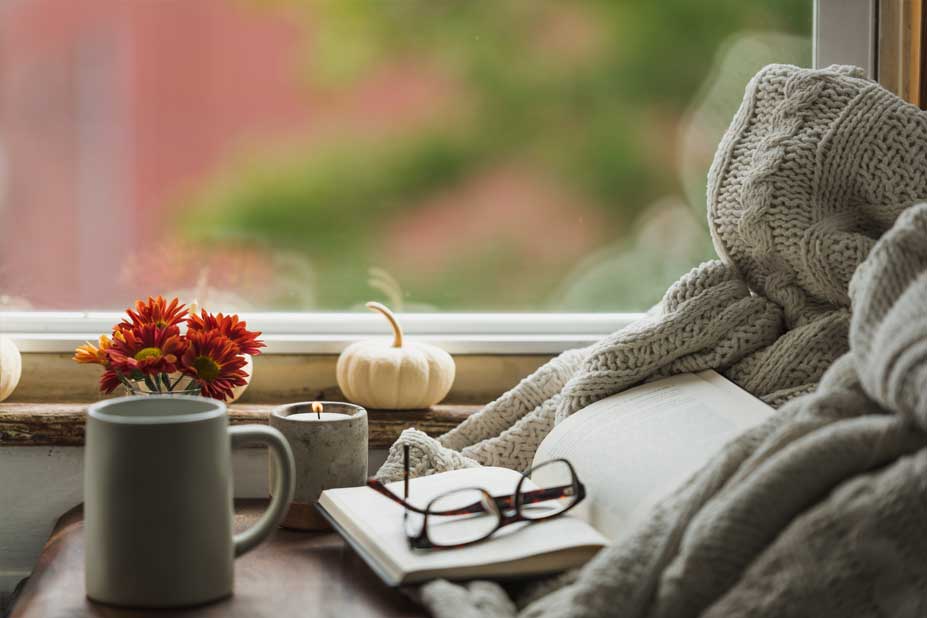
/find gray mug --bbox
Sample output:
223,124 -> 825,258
84,396 -> 295,608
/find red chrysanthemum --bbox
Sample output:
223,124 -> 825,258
99,369 -> 123,394
119,296 -> 188,331
180,330 -> 248,401
186,310 -> 265,356
106,324 -> 187,376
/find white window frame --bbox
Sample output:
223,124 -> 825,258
0,1 -> 875,357
814,0 -> 878,78
0,311 -> 643,355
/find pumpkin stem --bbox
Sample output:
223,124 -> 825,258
366,302 -> 403,348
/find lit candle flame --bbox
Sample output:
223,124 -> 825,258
311,401 -> 323,419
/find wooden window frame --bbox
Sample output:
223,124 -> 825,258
877,0 -> 927,108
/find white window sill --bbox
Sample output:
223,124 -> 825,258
0,312 -> 643,355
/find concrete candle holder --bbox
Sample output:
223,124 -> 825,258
269,401 -> 368,530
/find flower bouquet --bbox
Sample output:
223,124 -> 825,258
74,296 -> 265,401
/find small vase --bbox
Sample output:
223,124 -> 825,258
124,377 -> 201,397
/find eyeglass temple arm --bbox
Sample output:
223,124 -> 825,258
367,480 -> 433,515
367,479 -> 582,516
367,480 -> 488,516
403,444 -> 410,500
491,484 -> 580,509
430,484 -> 580,516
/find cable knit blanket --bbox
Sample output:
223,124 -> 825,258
377,64 -> 927,616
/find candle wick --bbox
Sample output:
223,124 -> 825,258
311,401 -> 324,420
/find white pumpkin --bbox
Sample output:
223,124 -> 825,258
0,336 -> 23,402
337,302 -> 455,410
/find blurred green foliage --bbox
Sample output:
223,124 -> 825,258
187,0 -> 811,310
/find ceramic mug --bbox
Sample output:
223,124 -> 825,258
84,396 -> 295,608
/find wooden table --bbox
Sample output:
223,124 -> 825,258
10,501 -> 426,618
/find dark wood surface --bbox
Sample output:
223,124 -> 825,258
0,403 -> 478,448
10,500 -> 426,618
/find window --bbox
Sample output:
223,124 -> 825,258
0,1 -> 812,317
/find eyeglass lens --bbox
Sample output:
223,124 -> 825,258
420,488 -> 501,546
519,459 -> 579,521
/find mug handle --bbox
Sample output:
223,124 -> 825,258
228,425 -> 295,557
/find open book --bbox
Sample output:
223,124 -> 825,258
318,370 -> 773,586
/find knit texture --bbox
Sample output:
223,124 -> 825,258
377,63 -> 925,482
375,64 -> 927,616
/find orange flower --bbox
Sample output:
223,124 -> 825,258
99,369 -> 124,394
186,310 -> 265,356
73,335 -> 113,366
106,324 -> 187,376
180,330 -> 248,401
119,296 -> 188,331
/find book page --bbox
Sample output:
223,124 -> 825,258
321,466 -> 607,584
532,370 -> 772,541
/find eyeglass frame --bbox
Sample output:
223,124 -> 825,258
366,456 -> 586,550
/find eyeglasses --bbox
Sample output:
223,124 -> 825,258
366,445 -> 586,549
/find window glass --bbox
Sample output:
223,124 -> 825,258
0,1 -> 811,312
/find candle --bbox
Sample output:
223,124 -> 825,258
287,412 -> 349,421
284,401 -> 350,421
269,401 -> 368,531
